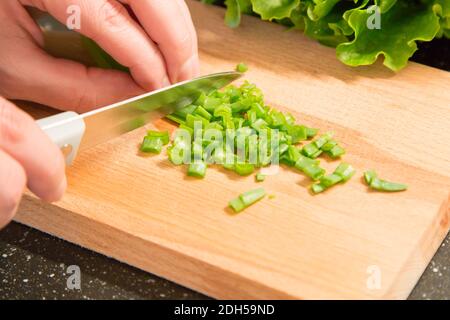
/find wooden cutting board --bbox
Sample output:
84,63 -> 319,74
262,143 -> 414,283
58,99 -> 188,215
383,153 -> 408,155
16,0 -> 450,299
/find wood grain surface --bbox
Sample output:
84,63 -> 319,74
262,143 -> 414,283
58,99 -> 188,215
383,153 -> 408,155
16,0 -> 450,299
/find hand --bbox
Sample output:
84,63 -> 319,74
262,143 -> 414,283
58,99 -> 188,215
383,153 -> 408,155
0,0 -> 199,112
0,97 -> 66,228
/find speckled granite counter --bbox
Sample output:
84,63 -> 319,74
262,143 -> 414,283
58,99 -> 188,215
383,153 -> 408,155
0,40 -> 449,300
0,222 -> 448,300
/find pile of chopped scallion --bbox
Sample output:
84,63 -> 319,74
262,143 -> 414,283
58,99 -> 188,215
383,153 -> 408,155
140,64 -> 407,213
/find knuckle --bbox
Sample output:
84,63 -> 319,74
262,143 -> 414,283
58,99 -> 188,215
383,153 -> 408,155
96,0 -> 129,34
176,31 -> 195,54
0,99 -> 25,146
72,68 -> 98,113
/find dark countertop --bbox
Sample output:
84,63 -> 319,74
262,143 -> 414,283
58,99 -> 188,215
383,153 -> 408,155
1,39 -> 449,300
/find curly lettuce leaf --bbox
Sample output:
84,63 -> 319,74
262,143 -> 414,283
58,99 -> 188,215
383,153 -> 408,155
217,0 -> 448,70
336,1 -> 441,71
307,0 -> 341,21
251,0 -> 301,20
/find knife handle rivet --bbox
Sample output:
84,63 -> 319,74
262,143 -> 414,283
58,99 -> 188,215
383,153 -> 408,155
61,144 -> 73,158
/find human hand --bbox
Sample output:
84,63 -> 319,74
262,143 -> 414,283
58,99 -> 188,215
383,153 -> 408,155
0,97 -> 66,228
0,0 -> 199,112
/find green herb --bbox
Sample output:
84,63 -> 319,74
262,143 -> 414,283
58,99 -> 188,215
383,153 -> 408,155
147,130 -> 170,145
364,170 -> 408,192
235,163 -> 255,176
229,188 -> 266,213
138,68 -> 397,206
236,62 -> 248,73
256,173 -> 266,182
311,162 -> 356,194
188,161 -> 208,178
141,136 -> 163,154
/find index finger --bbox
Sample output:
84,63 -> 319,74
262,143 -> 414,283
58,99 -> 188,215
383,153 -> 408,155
0,98 -> 66,202
20,0 -> 171,90
122,0 -> 200,83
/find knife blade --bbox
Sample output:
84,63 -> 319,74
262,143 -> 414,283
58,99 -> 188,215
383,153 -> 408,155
38,71 -> 242,164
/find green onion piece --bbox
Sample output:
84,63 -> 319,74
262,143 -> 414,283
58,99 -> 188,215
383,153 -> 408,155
166,114 -> 186,125
194,106 -> 213,121
364,170 -> 408,192
229,197 -> 246,213
314,132 -> 334,149
228,188 -> 266,213
295,155 -> 320,170
251,118 -> 268,132
321,140 -> 337,151
302,165 -> 326,181
239,188 -> 266,206
235,163 -> 255,176
310,150 -> 323,159
147,130 -> 170,145
320,174 -> 343,188
302,143 -> 320,158
327,145 -> 346,158
188,161 -> 207,178
141,136 -> 163,154
306,127 -> 318,139
172,104 -> 197,120
256,173 -> 266,182
334,163 -> 356,182
236,62 -> 248,73
311,183 -> 326,194
364,170 -> 377,184
287,146 -> 302,163
203,97 -> 223,112
288,125 -> 307,143
268,194 -> 276,199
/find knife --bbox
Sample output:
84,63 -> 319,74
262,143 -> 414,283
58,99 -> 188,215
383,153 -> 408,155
37,71 -> 242,165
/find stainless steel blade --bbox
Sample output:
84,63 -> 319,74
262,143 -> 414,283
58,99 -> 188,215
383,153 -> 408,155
42,71 -> 242,152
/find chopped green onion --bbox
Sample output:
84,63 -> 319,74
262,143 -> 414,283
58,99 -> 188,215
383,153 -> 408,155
326,145 -> 346,159
295,155 -> 320,170
320,174 -> 343,188
256,173 -> 266,182
240,188 -> 266,205
188,161 -> 207,178
302,165 -> 326,181
311,183 -> 326,194
302,143 -> 320,158
306,127 -> 318,139
229,197 -> 246,212
147,130 -> 170,145
314,132 -> 333,149
141,136 -> 163,154
364,170 -> 408,192
235,163 -> 255,176
288,125 -> 307,143
334,163 -> 356,182
194,106 -> 213,121
236,62 -> 248,73
311,162 -> 356,194
364,170 -> 377,184
229,188 -> 266,213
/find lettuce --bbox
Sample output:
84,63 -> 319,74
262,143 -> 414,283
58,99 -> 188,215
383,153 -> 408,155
205,0 -> 450,71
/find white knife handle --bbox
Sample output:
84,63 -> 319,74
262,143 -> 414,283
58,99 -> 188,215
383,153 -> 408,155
37,112 -> 86,166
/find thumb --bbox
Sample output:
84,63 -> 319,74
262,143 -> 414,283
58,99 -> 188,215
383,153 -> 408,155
9,45 -> 144,113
